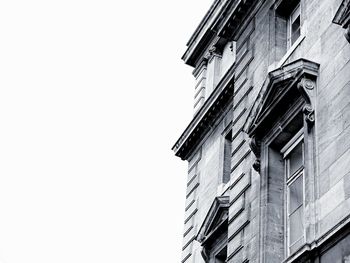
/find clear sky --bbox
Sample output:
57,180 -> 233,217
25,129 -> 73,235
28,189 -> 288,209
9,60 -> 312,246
0,0 -> 213,262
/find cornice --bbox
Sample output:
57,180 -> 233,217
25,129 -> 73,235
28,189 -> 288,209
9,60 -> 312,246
182,0 -> 230,67
182,0 -> 260,67
172,64 -> 235,160
186,0 -> 222,47
216,0 -> 258,41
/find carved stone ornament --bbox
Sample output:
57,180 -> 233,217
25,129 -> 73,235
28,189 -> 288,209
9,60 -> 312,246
297,77 -> 316,130
303,104 -> 315,127
249,136 -> 261,172
207,46 -> 222,62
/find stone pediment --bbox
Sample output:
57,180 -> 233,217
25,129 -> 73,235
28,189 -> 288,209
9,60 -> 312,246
244,59 -> 320,137
196,196 -> 229,246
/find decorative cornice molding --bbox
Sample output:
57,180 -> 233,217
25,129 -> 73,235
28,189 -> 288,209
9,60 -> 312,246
182,0 -> 228,67
192,58 -> 208,78
182,0 -> 261,66
172,65 -> 235,160
216,0 -> 259,41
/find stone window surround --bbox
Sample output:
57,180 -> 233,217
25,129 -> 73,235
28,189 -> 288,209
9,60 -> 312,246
281,129 -> 306,256
196,196 -> 229,263
244,58 -> 320,263
261,99 -> 311,262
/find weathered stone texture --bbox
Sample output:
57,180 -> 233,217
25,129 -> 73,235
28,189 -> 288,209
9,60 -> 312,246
176,0 -> 350,262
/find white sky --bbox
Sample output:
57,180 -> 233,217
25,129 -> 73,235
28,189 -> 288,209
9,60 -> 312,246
0,0 -> 213,262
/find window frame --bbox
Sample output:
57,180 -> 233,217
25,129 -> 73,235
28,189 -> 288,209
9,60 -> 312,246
245,59 -> 319,263
281,130 -> 305,256
270,0 -> 305,71
287,3 -> 301,49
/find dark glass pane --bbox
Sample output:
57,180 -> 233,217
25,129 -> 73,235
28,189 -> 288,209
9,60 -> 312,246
291,16 -> 301,45
288,142 -> 303,177
289,206 -> 304,245
288,175 -> 303,214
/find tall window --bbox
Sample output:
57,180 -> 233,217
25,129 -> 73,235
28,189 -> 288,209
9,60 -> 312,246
222,130 -> 232,184
281,130 -> 305,255
274,0 -> 302,61
287,3 -> 301,48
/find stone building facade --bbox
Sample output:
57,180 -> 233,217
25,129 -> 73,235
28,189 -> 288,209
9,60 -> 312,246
172,0 -> 350,263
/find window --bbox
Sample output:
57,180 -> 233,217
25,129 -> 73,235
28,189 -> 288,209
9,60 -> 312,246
281,130 -> 305,255
245,59 -> 319,262
287,3 -> 301,48
274,0 -> 303,63
222,130 -> 232,185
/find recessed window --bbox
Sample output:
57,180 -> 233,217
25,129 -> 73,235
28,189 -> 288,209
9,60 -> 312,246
288,4 -> 301,48
274,0 -> 302,61
222,130 -> 232,184
282,131 -> 305,255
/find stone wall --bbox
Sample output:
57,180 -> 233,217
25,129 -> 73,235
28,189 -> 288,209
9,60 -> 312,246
181,107 -> 233,263
179,0 -> 350,262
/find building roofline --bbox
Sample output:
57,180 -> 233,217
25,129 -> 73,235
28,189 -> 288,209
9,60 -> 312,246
182,0 -> 229,67
186,0 -> 221,47
182,0 -> 257,67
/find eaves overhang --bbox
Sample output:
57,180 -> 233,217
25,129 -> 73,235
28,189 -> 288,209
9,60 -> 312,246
182,0 -> 258,67
172,65 -> 235,160
182,0 -> 229,67
216,0 -> 257,41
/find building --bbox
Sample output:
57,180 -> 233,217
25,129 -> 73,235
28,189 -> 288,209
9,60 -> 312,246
172,0 -> 350,263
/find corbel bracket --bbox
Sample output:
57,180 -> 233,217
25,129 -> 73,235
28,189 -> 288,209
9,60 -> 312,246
249,135 -> 261,172
297,77 -> 316,131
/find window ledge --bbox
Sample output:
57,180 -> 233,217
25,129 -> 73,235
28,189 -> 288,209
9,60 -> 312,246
282,242 -> 310,263
268,34 -> 306,73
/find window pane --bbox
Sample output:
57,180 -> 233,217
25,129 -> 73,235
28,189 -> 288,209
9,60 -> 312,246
291,4 -> 300,21
291,16 -> 301,44
288,175 -> 303,214
289,206 -> 304,245
288,142 -> 303,177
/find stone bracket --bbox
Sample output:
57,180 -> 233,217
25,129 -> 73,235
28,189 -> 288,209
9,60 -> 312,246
297,77 -> 316,131
249,135 -> 261,172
